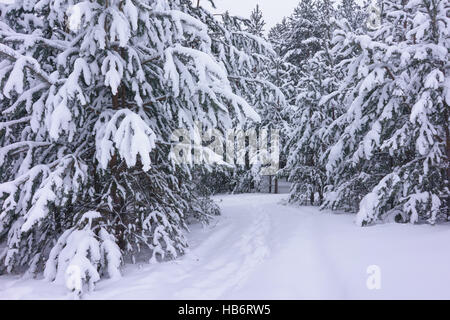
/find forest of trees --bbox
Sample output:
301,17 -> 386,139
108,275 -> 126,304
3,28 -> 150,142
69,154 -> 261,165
275,0 -> 449,228
0,0 -> 448,296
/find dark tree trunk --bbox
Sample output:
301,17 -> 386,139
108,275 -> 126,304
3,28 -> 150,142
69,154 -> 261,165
275,178 -> 278,194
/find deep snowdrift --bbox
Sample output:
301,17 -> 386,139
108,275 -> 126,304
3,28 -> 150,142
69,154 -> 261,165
0,193 -> 449,299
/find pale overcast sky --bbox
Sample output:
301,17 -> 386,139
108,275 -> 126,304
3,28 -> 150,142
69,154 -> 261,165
195,0 -> 299,31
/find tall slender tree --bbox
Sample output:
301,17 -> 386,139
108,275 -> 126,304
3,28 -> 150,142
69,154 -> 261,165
247,4 -> 266,37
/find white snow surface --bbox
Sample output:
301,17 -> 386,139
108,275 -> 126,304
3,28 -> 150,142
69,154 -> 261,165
1,193 -> 449,300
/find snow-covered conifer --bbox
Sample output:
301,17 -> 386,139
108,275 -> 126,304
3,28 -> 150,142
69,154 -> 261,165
192,8 -> 289,194
247,4 -> 265,37
0,0 -> 263,295
283,0 -> 341,205
322,0 -> 450,225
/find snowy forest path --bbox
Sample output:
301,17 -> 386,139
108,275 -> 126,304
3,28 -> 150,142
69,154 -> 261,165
1,193 -> 450,299
86,193 -> 450,300
91,193 -> 348,299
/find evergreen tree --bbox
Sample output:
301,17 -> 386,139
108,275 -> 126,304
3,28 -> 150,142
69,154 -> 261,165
322,0 -> 449,225
247,4 -> 265,37
268,18 -> 290,54
0,0 -> 262,296
195,10 -> 290,194
281,0 -> 323,68
338,0 -> 368,31
284,0 -> 339,205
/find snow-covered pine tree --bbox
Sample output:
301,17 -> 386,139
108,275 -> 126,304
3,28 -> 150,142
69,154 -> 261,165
268,17 -> 290,52
0,0 -> 260,295
190,8 -> 289,194
315,2 -> 371,211
279,0 -> 324,68
265,50 -> 297,185
247,4 -> 265,37
284,0 -> 340,205
229,10 -> 289,193
338,0 -> 368,31
322,0 -> 449,225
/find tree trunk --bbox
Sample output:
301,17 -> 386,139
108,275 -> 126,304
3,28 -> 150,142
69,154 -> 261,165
310,189 -> 315,205
274,178 -> 278,194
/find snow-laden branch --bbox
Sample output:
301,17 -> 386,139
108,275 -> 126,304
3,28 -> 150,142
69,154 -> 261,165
164,45 -> 260,123
0,25 -> 67,52
0,43 -> 54,86
0,141 -> 50,165
95,109 -> 157,172
0,117 -> 31,130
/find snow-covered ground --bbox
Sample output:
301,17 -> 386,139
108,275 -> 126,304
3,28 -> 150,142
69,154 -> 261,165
1,193 -> 449,300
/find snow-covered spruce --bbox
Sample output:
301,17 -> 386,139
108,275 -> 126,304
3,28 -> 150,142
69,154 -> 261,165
280,0 -> 448,225
43,211 -> 121,298
321,0 -> 449,225
0,0 -> 262,295
226,9 -> 291,194
189,7 -> 291,194
281,0 -> 364,205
